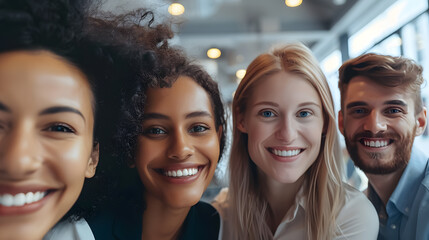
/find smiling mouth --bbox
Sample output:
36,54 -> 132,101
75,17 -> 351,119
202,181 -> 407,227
156,166 -> 204,178
0,191 -> 50,207
269,148 -> 303,157
360,138 -> 393,148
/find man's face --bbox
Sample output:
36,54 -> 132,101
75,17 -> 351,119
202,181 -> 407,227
339,76 -> 427,175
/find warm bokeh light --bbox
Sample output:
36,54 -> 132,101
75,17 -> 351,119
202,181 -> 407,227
236,69 -> 246,80
285,0 -> 302,7
207,48 -> 221,59
168,3 -> 185,16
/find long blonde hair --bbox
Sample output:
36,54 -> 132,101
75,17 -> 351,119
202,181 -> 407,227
228,43 -> 345,239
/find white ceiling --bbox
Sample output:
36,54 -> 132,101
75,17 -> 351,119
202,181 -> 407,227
103,0 -> 398,102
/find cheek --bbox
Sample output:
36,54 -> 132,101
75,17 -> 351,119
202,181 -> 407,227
44,139 -> 92,181
135,138 -> 164,170
198,134 -> 220,170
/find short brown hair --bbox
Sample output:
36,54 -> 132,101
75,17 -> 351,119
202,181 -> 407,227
338,53 -> 424,114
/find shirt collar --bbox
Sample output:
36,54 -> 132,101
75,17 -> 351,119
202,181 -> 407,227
281,181 -> 307,224
388,148 -> 427,216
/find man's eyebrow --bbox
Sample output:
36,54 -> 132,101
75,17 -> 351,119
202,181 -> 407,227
384,100 -> 407,107
0,101 -> 11,113
346,101 -> 368,109
186,111 -> 213,119
39,106 -> 85,121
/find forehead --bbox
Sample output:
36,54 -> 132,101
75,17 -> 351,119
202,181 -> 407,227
249,71 -> 321,105
344,76 -> 413,107
0,50 -> 93,117
145,76 -> 214,115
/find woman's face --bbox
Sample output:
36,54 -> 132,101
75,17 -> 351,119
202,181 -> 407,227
238,71 -> 324,184
0,51 -> 98,240
136,76 -> 221,209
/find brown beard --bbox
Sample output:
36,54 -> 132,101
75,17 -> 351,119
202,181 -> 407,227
343,126 -> 416,174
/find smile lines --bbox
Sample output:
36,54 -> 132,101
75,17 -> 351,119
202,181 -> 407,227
164,168 -> 199,178
272,149 -> 301,157
0,191 -> 47,207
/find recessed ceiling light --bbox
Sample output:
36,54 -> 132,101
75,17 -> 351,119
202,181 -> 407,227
285,0 -> 303,7
207,48 -> 221,59
168,3 -> 185,16
236,69 -> 246,80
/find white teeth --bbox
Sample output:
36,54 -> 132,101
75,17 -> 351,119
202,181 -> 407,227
272,149 -> 300,157
363,140 -> 388,148
164,168 -> 199,178
0,191 -> 47,207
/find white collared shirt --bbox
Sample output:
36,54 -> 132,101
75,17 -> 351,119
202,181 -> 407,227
43,218 -> 95,240
213,184 -> 379,240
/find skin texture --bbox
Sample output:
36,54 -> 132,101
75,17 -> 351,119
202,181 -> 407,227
136,76 -> 221,240
238,71 -> 324,184
0,51 -> 99,240
237,71 -> 324,231
338,75 -> 427,204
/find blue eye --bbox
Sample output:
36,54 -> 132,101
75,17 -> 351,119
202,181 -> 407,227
261,110 -> 275,118
189,125 -> 209,133
297,111 -> 312,118
47,124 -> 74,133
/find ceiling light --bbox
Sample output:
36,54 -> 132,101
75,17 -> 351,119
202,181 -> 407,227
236,69 -> 246,80
207,48 -> 221,59
285,0 -> 303,7
168,3 -> 185,16
333,0 -> 346,5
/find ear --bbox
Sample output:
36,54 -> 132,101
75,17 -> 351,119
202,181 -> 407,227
338,110 -> 345,136
217,125 -> 223,140
85,142 -> 100,178
415,107 -> 427,136
236,112 -> 248,133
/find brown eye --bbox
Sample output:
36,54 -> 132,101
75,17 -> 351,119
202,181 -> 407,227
189,125 -> 209,133
145,127 -> 167,135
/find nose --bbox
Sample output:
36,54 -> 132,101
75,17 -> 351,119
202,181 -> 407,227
167,128 -> 194,161
363,110 -> 387,133
0,122 -> 42,179
275,116 -> 297,143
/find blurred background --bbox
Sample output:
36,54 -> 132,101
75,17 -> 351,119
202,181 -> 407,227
103,0 -> 429,192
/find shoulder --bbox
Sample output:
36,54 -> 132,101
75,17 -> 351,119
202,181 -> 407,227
191,201 -> 220,222
85,203 -> 121,240
43,218 -> 95,240
335,184 -> 379,240
181,201 -> 220,240
211,187 -> 229,219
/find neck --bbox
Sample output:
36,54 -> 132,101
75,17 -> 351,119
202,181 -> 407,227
141,195 -> 191,240
367,168 -> 405,206
259,170 -> 305,234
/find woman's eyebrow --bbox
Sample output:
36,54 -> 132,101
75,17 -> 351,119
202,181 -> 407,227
39,106 -> 85,122
0,101 -> 11,113
186,111 -> 213,119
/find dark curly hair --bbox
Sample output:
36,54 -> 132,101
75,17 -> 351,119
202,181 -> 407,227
109,46 -> 227,210
117,46 -> 227,167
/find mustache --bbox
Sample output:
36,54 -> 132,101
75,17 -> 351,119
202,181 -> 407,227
351,131 -> 400,142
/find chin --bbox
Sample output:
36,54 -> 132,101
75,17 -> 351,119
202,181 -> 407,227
0,223 -> 50,240
166,193 -> 201,209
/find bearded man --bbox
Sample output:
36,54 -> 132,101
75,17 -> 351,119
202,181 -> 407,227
338,53 -> 428,240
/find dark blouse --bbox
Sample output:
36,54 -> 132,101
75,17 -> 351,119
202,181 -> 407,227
88,201 -> 220,240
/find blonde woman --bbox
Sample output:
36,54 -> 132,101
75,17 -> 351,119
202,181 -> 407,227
213,43 -> 378,239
